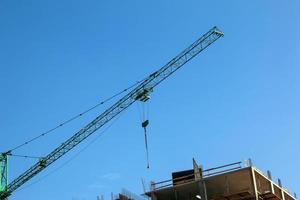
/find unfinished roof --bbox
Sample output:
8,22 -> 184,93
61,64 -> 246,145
146,160 -> 296,200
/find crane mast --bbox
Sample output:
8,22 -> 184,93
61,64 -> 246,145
0,26 -> 223,199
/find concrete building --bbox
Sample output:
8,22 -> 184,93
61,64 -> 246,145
145,160 -> 296,200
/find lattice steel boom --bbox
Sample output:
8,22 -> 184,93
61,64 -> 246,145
0,26 -> 223,199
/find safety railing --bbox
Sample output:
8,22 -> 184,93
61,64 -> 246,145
150,161 -> 243,191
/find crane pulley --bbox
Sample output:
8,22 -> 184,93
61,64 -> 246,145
0,26 -> 223,199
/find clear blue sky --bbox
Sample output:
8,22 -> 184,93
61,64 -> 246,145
1,1 -> 299,199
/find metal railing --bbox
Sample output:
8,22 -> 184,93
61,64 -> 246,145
150,161 -> 242,191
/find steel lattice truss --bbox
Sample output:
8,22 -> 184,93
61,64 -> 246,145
0,26 -> 223,199
0,155 -> 8,195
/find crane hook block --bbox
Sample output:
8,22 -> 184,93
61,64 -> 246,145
142,120 -> 149,128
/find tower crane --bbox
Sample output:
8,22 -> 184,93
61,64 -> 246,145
0,26 -> 223,199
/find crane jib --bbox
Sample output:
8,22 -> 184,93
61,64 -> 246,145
0,26 -> 223,199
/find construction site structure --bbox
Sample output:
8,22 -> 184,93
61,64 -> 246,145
144,159 -> 296,200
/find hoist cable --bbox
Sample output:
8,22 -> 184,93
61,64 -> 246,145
137,100 -> 151,169
136,103 -> 144,123
8,79 -> 145,153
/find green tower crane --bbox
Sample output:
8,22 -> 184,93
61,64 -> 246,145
0,26 -> 223,199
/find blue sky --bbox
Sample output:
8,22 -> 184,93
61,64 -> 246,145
1,0 -> 299,199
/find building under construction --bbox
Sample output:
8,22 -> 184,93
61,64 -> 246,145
143,160 -> 296,200
115,160 -> 296,200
